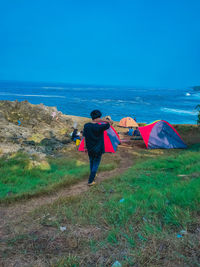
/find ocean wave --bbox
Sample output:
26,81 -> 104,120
0,93 -> 66,98
184,92 -> 200,99
161,107 -> 198,116
42,86 -> 66,90
193,93 -> 200,99
71,97 -> 150,106
71,87 -> 116,91
88,98 -> 150,105
128,89 -> 148,92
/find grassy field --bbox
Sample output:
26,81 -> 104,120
0,152 -> 116,203
2,144 -> 199,266
47,144 -> 200,266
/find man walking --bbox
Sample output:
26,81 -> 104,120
83,110 -> 111,186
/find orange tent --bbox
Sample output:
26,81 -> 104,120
119,117 -> 138,127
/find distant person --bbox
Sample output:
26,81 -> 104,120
52,111 -> 57,119
75,138 -> 81,148
51,111 -> 60,121
83,110 -> 111,186
133,127 -> 141,136
71,128 -> 80,141
79,130 -> 83,138
128,127 -> 134,136
134,117 -> 137,122
75,130 -> 83,148
56,111 -> 62,121
104,115 -> 113,125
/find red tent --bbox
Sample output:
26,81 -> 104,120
139,120 -> 186,149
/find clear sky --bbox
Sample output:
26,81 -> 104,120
0,0 -> 200,88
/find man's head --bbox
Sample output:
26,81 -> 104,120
90,110 -> 102,120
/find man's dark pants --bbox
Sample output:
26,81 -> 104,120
88,153 -> 102,184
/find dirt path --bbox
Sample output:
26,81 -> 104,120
0,148 -> 133,240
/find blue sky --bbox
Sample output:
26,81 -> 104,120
0,0 -> 200,87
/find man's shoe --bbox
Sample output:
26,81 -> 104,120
88,181 -> 96,186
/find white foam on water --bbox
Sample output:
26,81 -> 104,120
193,93 -> 200,99
161,107 -> 198,116
87,98 -> 151,105
0,93 -> 66,98
42,86 -> 66,90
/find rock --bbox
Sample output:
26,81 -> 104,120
0,111 -> 6,122
26,160 -> 51,170
27,133 -> 45,143
23,140 -> 36,146
0,100 -> 74,157
60,138 -> 71,144
40,138 -> 60,146
0,143 -> 21,154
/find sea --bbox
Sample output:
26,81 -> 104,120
0,80 -> 199,124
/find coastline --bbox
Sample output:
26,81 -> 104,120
1,81 -> 199,124
0,100 -> 199,157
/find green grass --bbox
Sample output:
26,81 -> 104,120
52,146 -> 200,225
36,144 -> 200,266
2,145 -> 200,266
0,152 -> 116,203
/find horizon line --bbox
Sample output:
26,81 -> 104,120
0,79 -> 196,90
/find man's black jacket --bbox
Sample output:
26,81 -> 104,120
83,122 -> 110,155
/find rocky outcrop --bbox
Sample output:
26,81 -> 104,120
0,100 -> 67,126
0,100 -> 75,157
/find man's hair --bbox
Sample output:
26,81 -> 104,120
90,110 -> 102,120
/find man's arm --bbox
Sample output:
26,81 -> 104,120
93,118 -> 113,125
95,122 -> 110,133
